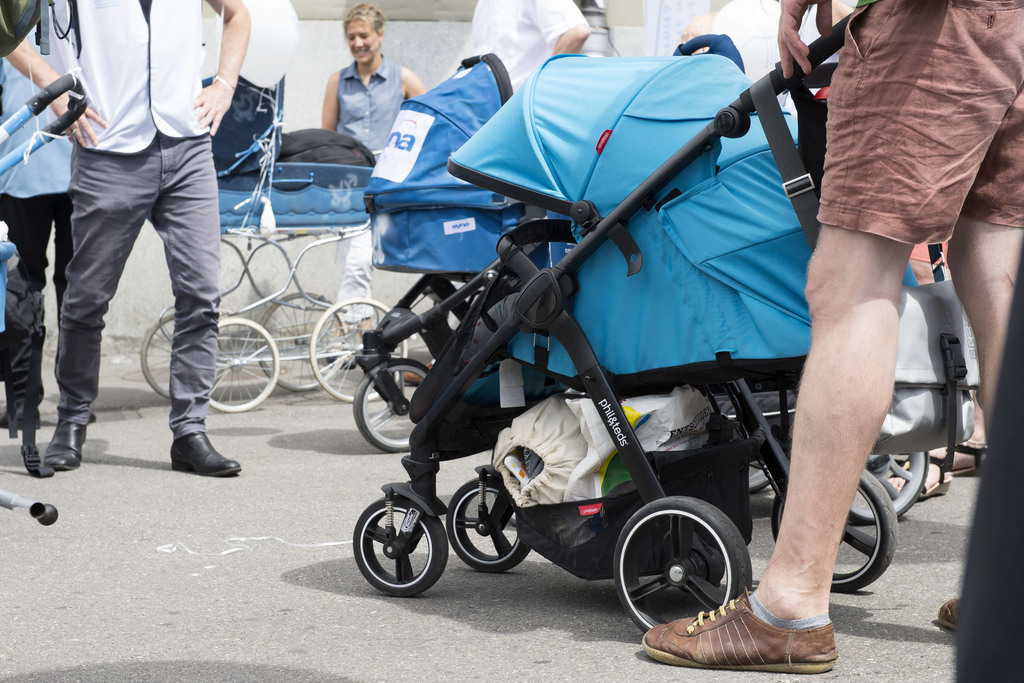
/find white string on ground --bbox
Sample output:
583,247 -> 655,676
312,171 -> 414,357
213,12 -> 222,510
156,536 -> 352,556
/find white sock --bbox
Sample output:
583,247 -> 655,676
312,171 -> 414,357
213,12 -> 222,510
749,592 -> 830,630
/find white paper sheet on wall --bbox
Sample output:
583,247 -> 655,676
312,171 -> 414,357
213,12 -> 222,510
644,0 -> 713,57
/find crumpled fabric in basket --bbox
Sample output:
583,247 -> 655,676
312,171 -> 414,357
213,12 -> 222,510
493,396 -> 587,507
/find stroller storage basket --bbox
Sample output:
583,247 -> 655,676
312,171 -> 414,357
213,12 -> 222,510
512,435 -> 756,581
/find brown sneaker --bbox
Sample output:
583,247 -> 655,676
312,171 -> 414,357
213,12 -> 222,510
642,593 -> 839,674
938,598 -> 959,630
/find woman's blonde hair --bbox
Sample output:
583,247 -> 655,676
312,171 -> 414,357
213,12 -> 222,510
344,4 -> 386,34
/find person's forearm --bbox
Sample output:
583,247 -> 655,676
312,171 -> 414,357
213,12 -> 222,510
552,24 -> 590,55
6,40 -> 62,88
216,0 -> 250,87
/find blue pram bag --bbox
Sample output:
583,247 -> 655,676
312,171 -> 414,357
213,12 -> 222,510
365,55 -> 524,274
449,54 -> 813,387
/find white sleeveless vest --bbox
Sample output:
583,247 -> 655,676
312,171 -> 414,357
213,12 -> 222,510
48,0 -> 206,153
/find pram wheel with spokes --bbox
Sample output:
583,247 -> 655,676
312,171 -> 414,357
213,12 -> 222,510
309,298 -> 398,402
258,291 -> 329,391
353,360 -> 429,453
140,309 -> 174,399
353,494 -> 448,597
446,469 -> 530,573
210,317 -> 280,413
770,471 -> 897,593
613,496 -> 753,632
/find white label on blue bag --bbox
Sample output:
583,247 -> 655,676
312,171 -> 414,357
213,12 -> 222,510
443,217 -> 477,235
372,110 -> 435,184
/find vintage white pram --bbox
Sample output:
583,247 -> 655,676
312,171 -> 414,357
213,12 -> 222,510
138,76 -> 375,412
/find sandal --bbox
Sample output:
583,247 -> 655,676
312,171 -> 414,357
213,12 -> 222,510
951,442 -> 985,477
919,459 -> 952,500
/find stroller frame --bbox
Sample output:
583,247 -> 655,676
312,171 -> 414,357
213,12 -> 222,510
354,19 -> 897,630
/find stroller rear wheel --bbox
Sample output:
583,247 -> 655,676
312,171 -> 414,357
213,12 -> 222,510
210,317 -> 280,413
353,496 -> 448,597
613,496 -> 752,632
446,475 -> 530,573
771,471 -> 898,593
354,360 -> 429,453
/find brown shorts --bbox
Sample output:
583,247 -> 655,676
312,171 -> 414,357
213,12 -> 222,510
819,0 -> 1024,244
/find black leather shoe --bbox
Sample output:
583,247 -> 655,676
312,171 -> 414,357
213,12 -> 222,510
44,420 -> 87,471
170,433 -> 241,477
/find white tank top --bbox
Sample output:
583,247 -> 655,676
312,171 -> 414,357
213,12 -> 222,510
47,0 -> 206,153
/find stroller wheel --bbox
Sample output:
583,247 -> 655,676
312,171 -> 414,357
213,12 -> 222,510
140,309 -> 175,399
446,476 -> 530,573
613,496 -> 752,632
210,317 -> 280,413
259,291 -> 330,391
854,452 -> 927,521
353,496 -> 448,597
309,298 -> 398,402
771,471 -> 898,593
354,360 -> 429,453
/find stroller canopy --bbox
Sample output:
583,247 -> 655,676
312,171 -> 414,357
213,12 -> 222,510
450,54 -> 813,386
449,54 -> 774,217
366,54 -> 514,212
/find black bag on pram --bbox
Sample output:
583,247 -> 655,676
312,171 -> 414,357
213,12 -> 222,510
278,129 -> 375,168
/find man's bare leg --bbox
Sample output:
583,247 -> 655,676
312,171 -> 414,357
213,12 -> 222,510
755,225 -> 913,620
947,216 -> 1023,416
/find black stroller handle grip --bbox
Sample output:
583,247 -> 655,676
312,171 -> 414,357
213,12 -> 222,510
41,76 -> 88,137
26,73 -> 81,116
737,16 -> 849,112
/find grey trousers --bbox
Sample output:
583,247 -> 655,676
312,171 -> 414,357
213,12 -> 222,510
59,134 -> 221,439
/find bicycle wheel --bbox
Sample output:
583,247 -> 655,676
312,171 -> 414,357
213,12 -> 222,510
259,291 -> 329,391
210,317 -> 280,413
309,298 -> 397,402
140,310 -> 174,399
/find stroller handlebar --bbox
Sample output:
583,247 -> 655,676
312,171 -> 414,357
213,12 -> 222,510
37,74 -> 88,137
732,15 -> 850,113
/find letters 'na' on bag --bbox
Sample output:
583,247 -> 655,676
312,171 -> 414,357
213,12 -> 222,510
0,1 -> 40,58
872,278 -> 980,455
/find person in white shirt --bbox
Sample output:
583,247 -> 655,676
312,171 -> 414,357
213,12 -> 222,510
472,0 -> 591,91
8,0 -> 250,477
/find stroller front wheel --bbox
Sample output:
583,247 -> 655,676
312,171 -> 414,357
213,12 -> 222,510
446,476 -> 530,573
353,496 -> 448,597
613,496 -> 752,632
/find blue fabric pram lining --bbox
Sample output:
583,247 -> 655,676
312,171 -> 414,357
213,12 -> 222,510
449,54 -> 813,386
210,77 -> 372,233
365,54 -> 523,274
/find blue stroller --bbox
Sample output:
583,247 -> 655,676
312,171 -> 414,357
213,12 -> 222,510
337,54 -> 551,452
351,20 -> 898,631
